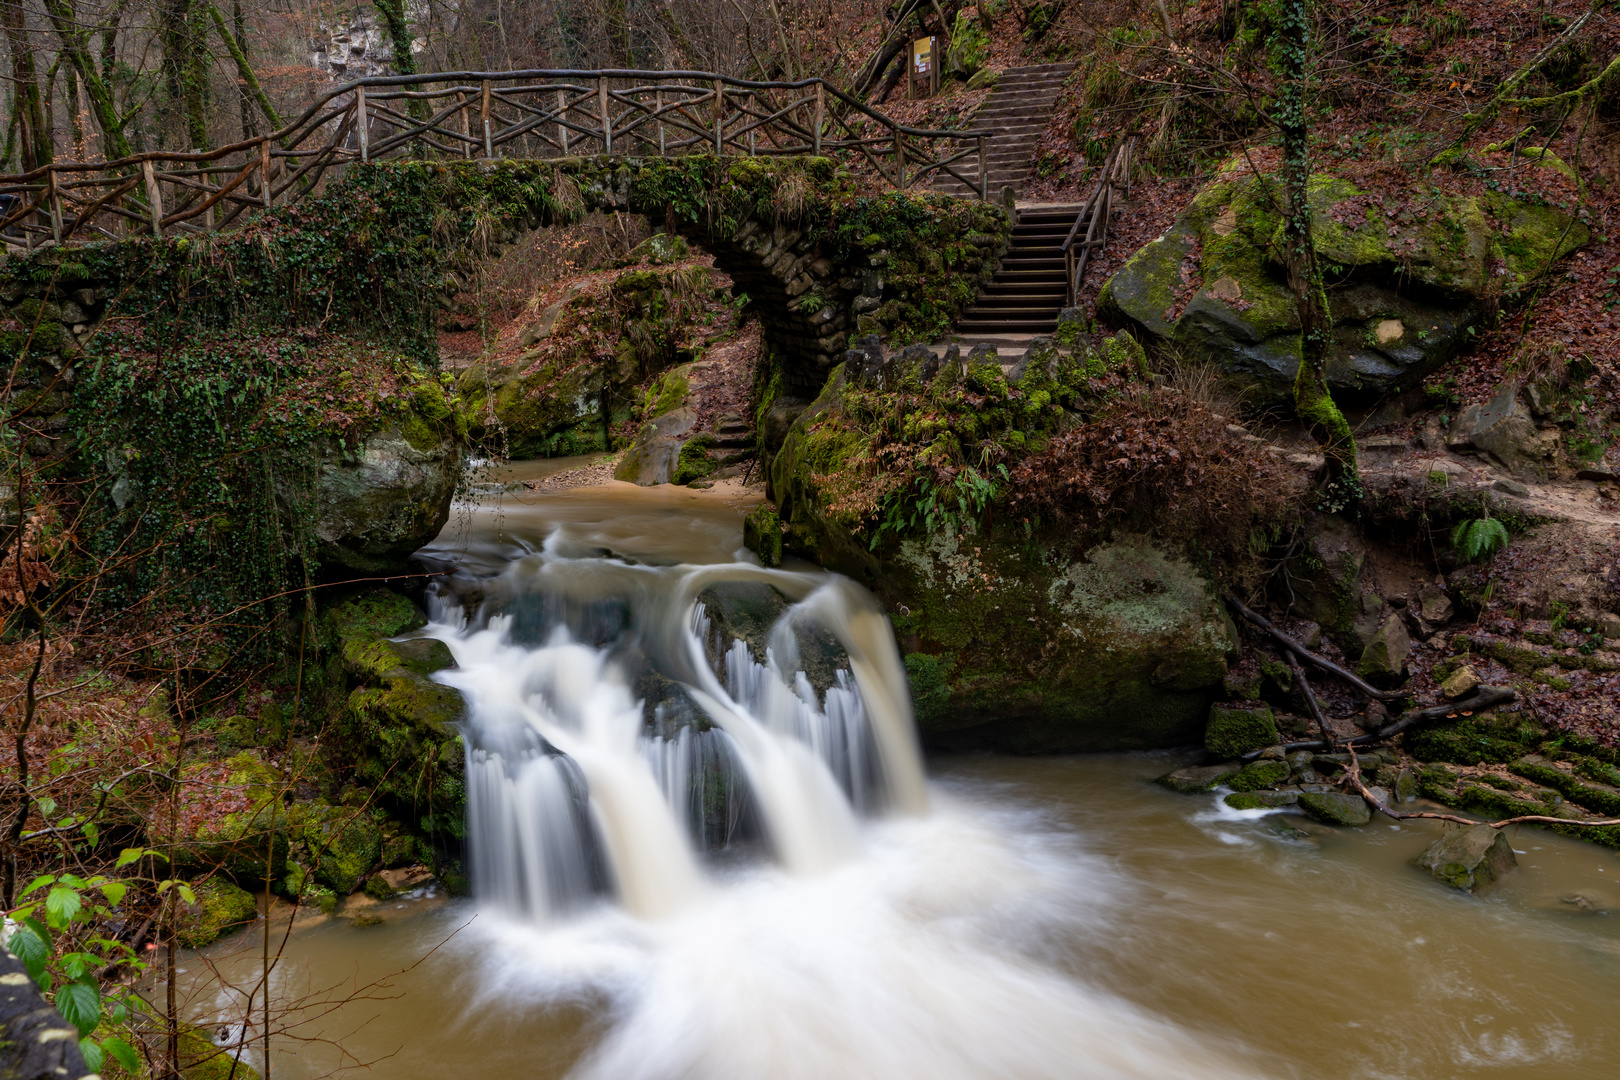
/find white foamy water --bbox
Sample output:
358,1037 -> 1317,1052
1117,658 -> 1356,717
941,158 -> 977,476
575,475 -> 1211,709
413,532 -> 1265,1079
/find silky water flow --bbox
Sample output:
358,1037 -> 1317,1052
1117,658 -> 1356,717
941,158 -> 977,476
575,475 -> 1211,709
412,508 -> 1260,1080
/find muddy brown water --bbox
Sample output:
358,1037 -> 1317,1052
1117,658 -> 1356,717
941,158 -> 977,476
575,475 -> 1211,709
181,477 -> 1620,1080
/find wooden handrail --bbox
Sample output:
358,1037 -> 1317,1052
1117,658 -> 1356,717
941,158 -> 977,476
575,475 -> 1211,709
0,68 -> 992,247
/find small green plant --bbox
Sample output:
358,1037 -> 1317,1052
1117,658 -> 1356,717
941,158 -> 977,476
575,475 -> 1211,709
1550,599 -> 1570,633
1451,515 -> 1509,563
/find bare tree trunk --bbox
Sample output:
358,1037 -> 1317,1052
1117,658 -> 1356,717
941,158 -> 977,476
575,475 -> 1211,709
3,2 -> 51,169
372,0 -> 418,76
1276,0 -> 1359,506
42,0 -> 135,158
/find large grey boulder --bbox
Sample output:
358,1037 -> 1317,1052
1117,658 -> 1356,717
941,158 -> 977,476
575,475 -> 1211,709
1099,169 -> 1587,404
1452,383 -> 1562,478
1414,824 -> 1517,891
315,425 -> 460,572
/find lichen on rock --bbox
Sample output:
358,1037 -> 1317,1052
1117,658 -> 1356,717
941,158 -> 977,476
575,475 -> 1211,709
1098,167 -> 1588,403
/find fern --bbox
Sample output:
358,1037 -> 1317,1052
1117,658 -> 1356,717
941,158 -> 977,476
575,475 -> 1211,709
1451,517 -> 1509,563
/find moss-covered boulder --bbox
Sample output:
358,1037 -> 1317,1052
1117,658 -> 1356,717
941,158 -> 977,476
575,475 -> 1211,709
1099,167 -> 1588,403
314,416 -> 461,573
180,1023 -> 260,1080
339,653 -> 466,839
1297,791 -> 1373,826
1414,824 -> 1517,891
460,266 -> 713,460
156,752 -> 290,884
291,802 -> 385,895
176,877 -> 259,948
766,351 -> 1241,751
1205,702 -> 1279,758
1227,759 -> 1291,792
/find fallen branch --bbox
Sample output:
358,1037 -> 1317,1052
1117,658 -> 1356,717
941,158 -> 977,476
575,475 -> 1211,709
1223,591 -> 1406,701
1287,673 -> 1620,834
1239,684 -> 1519,761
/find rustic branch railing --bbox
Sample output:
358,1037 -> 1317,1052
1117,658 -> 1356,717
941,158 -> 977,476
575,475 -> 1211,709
0,68 -> 988,248
1062,135 -> 1135,307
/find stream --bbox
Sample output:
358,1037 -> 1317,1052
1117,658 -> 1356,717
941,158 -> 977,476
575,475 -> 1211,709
185,462 -> 1620,1080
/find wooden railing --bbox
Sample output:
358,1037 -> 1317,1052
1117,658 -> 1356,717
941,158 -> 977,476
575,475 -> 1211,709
0,69 -> 989,248
1062,136 -> 1135,307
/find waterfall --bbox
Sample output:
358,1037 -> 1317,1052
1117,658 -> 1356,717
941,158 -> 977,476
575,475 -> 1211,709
430,552 -> 931,922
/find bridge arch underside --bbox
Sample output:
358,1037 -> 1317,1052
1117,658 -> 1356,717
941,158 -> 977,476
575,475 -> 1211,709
469,162 -> 905,400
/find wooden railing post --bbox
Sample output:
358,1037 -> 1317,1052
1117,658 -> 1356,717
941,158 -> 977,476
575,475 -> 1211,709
713,78 -> 724,154
557,88 -> 569,154
893,122 -> 905,187
481,79 -> 493,158
261,140 -> 272,210
46,168 -> 60,244
599,76 -> 611,153
357,84 -> 369,162
656,89 -> 665,155
461,92 -> 472,158
813,82 -> 824,156
142,159 -> 162,237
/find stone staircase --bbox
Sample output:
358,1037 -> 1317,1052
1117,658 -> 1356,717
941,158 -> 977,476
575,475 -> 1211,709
952,204 -> 1085,338
933,62 -> 1077,200
710,412 -> 754,464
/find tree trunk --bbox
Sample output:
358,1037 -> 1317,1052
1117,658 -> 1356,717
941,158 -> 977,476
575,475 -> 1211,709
1276,0 -> 1359,506
371,0 -> 418,76
209,3 -> 282,133
3,3 -> 51,169
157,0 -> 211,150
41,0 -> 135,159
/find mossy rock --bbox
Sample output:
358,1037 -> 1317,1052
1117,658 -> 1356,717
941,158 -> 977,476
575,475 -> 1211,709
1405,714 -> 1543,765
323,588 -> 426,647
291,801 -> 385,895
743,505 -> 784,567
1205,702 -> 1278,758
340,667 -> 466,838
1098,169 -> 1588,404
180,1024 -> 260,1080
1227,759 -> 1290,792
157,753 -> 290,884
176,877 -> 259,948
1297,791 -> 1372,826
314,422 -> 460,574
770,372 -> 1237,751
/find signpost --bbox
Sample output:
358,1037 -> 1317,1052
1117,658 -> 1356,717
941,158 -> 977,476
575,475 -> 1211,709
909,36 -> 941,99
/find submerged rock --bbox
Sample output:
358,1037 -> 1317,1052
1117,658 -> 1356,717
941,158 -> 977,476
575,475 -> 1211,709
1224,789 -> 1299,809
1414,824 -> 1517,891
1098,169 -> 1587,404
1158,762 -> 1241,793
1297,791 -> 1373,826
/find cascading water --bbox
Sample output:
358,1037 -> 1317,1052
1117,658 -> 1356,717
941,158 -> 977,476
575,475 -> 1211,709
403,489 -> 1262,1080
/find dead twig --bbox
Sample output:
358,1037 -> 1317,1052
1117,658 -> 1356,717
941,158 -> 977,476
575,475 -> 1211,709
1224,591 -> 1406,702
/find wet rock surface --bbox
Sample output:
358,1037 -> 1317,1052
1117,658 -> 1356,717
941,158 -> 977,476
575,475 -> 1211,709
1415,824 -> 1518,891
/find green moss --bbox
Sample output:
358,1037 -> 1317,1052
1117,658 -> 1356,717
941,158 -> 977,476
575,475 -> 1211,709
904,651 -> 957,726
180,1024 -> 260,1080
743,505 -> 784,567
1406,714 -> 1545,765
324,589 -> 425,646
177,877 -> 259,948
291,802 -> 384,895
673,433 -> 718,485
1205,703 -> 1279,758
1227,759 -> 1290,792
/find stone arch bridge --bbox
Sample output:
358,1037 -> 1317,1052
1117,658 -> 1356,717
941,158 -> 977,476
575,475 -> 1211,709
0,69 -> 1008,397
